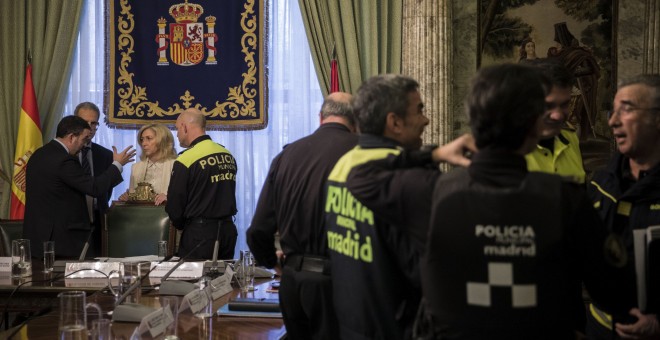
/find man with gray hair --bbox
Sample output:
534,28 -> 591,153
247,92 -> 357,339
324,75 -> 473,339
74,102 -> 115,256
586,74 -> 660,339
167,108 -> 238,260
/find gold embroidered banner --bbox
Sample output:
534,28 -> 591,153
106,0 -> 267,129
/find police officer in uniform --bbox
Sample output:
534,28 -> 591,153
247,92 -> 357,339
586,74 -> 660,339
166,108 -> 238,259
525,61 -> 586,184
421,64 -> 627,339
324,74 -> 474,339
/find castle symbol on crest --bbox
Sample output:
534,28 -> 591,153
155,0 -> 218,66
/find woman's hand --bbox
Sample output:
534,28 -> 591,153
154,193 -> 167,206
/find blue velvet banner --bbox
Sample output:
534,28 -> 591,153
106,0 -> 267,129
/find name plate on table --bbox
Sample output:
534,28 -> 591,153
0,257 -> 11,273
182,289 -> 210,314
136,307 -> 174,338
149,261 -> 204,278
210,272 -> 233,300
65,278 -> 112,288
65,262 -> 120,278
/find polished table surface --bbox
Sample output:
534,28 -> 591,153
0,261 -> 285,339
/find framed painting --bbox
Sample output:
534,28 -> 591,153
478,0 -> 617,142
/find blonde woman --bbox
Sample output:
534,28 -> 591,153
119,124 -> 177,205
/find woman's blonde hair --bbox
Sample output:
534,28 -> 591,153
137,124 -> 177,161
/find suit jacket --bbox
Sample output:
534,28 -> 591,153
23,140 -> 123,257
91,142 -> 114,213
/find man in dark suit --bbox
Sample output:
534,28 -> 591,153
74,102 -> 115,256
23,116 -> 135,257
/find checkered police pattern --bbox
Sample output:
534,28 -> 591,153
466,262 -> 537,308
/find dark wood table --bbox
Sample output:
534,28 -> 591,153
1,266 -> 285,339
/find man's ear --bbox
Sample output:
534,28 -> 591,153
385,112 -> 402,135
65,133 -> 75,144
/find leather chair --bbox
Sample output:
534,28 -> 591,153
103,202 -> 175,258
0,220 -> 23,257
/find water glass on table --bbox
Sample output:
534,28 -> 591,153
157,240 -> 168,260
43,241 -> 55,272
11,239 -> 31,278
58,290 -> 102,340
120,262 -> 142,303
90,318 -> 112,340
160,296 -> 180,340
238,250 -> 255,292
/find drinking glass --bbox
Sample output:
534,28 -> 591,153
157,240 -> 168,260
120,262 -> 142,303
161,296 -> 179,339
59,291 -> 102,340
239,250 -> 255,292
90,318 -> 112,340
11,239 -> 31,278
43,241 -> 55,272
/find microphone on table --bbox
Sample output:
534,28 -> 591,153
159,240 -> 207,295
205,222 -> 223,279
53,225 -> 97,271
79,225 -> 96,261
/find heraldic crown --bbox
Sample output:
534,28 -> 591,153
169,0 -> 204,23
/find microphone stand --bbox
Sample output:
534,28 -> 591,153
79,225 -> 96,261
52,225 -> 97,269
206,222 -> 223,279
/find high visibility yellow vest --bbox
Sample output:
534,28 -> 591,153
525,129 -> 585,183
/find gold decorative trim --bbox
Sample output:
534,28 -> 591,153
108,0 -> 264,128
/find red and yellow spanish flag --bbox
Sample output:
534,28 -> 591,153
10,64 -> 42,219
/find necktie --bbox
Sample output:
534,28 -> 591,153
81,146 -> 92,176
80,146 -> 94,222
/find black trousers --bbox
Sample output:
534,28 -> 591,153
179,220 -> 237,260
280,265 -> 339,340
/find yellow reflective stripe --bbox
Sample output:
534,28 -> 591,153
617,201 -> 632,216
589,303 -> 613,330
328,146 -> 401,183
177,139 -> 231,167
590,181 -> 617,203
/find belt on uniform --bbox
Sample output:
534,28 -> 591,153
284,254 -> 331,275
186,217 -> 232,225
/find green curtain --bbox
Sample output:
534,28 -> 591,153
299,0 -> 402,96
0,0 -> 83,218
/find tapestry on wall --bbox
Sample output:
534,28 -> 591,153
106,0 -> 267,129
478,0 -> 615,142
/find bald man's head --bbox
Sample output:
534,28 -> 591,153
175,108 -> 207,148
320,92 -> 355,131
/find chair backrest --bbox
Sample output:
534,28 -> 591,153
103,202 -> 175,257
0,220 -> 24,257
